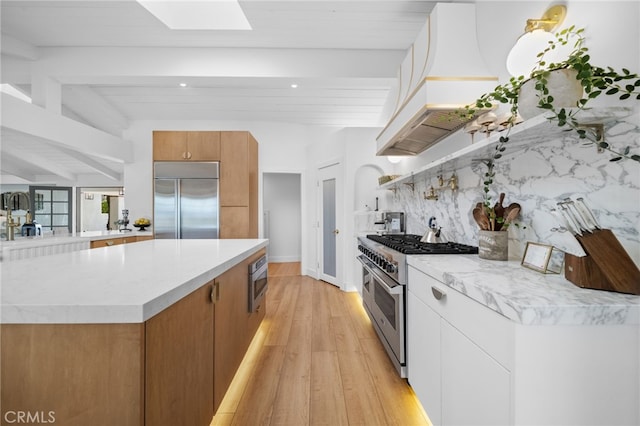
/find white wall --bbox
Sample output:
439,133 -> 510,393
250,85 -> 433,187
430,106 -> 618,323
263,173 -> 301,262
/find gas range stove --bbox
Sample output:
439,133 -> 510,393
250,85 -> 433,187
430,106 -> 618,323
357,234 -> 478,285
366,234 -> 479,255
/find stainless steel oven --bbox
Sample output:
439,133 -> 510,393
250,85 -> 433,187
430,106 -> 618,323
358,254 -> 405,377
357,234 -> 478,378
249,254 -> 268,313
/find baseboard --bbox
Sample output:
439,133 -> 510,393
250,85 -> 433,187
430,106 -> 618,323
267,255 -> 301,263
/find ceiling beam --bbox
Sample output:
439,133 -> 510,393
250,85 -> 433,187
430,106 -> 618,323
0,34 -> 40,60
1,146 -> 76,181
0,152 -> 37,182
1,93 -> 133,163
26,47 -> 403,83
63,85 -> 130,136
56,147 -> 121,181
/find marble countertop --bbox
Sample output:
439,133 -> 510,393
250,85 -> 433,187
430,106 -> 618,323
1,239 -> 268,324
0,229 -> 153,249
407,255 -> 640,326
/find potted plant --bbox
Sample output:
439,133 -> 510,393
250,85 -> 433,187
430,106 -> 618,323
462,25 -> 640,260
462,25 -> 640,162
472,134 -> 523,261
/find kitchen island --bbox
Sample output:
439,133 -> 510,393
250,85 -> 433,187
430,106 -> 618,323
0,229 -> 155,262
1,238 -> 268,426
407,254 -> 640,426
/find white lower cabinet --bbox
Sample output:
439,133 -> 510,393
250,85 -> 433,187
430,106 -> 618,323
441,320 -> 510,426
408,264 -> 640,426
407,291 -> 442,424
407,266 -> 511,426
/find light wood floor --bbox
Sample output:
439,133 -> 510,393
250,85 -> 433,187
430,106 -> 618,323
212,262 -> 430,426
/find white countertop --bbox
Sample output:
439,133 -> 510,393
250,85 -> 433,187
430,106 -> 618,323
407,255 -> 640,326
1,239 -> 268,324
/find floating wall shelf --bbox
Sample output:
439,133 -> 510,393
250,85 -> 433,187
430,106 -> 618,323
380,107 -> 634,191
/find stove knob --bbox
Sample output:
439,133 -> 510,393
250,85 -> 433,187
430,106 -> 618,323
386,263 -> 396,274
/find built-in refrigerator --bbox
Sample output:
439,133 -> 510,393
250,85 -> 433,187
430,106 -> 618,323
153,162 -> 219,239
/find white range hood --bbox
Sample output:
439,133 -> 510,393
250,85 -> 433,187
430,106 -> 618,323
376,3 -> 498,156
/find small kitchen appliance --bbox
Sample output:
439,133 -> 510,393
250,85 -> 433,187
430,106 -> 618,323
383,212 -> 405,234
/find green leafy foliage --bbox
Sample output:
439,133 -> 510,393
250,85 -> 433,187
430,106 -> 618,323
458,26 -> 640,163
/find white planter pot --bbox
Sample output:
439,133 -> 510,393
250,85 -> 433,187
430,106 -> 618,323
517,68 -> 584,119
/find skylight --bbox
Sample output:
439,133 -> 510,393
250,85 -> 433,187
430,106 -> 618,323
137,0 -> 252,30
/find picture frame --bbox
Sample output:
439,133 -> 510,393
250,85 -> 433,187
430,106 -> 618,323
521,242 -> 564,274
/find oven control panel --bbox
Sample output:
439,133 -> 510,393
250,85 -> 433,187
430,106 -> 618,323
357,243 -> 399,278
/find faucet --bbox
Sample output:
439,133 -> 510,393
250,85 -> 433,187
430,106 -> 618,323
4,192 -> 30,241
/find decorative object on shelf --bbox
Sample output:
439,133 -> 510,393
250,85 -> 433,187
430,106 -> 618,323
460,24 -> 640,162
133,217 -> 151,231
521,242 -> 564,274
378,174 -> 399,185
423,173 -> 458,201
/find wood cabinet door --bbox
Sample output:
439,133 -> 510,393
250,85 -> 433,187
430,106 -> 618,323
1,323 -> 144,426
145,283 -> 214,426
248,134 -> 259,238
188,131 -> 221,161
219,206 -> 250,239
213,263 -> 250,411
90,237 -> 124,248
153,131 -> 187,160
220,132 -> 249,206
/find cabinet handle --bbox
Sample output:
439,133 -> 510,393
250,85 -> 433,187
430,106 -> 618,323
211,282 -> 220,303
186,151 -> 192,159
431,286 -> 446,301
106,240 -> 114,246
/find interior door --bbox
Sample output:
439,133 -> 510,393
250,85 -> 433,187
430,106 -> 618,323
318,162 -> 343,288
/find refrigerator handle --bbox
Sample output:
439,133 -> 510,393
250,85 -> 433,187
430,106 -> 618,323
176,179 -> 181,239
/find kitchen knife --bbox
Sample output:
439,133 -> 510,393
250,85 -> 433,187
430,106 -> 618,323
562,198 -> 594,233
575,197 -> 601,230
556,203 -> 583,236
549,208 -> 587,257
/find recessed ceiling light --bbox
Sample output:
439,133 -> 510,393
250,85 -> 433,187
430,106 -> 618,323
137,0 -> 252,30
179,83 -> 188,87
291,84 -> 298,89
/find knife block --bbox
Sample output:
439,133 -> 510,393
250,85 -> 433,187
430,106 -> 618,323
564,229 -> 640,295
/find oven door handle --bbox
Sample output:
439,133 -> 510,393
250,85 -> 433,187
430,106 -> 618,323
370,266 -> 404,296
358,255 -> 403,295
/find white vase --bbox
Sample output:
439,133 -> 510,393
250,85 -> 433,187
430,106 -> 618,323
517,68 -> 584,120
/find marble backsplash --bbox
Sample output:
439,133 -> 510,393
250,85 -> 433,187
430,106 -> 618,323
388,116 -> 640,266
